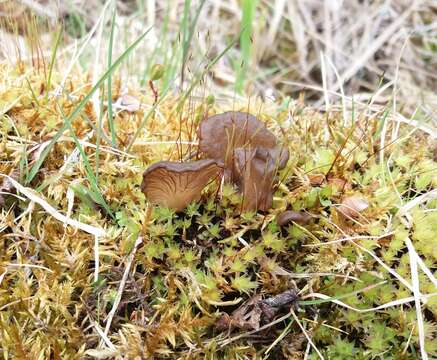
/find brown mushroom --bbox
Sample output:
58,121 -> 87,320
141,159 -> 220,211
233,147 -> 277,212
198,111 -> 289,180
337,196 -> 369,219
277,211 -> 312,227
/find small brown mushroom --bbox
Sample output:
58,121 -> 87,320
233,147 -> 277,212
141,159 -> 220,211
198,111 -> 289,180
277,211 -> 312,227
337,196 -> 369,219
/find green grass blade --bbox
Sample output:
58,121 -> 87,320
126,36 -> 239,152
180,0 -> 206,86
26,27 -> 151,184
63,111 -> 115,219
177,36 -> 239,108
235,0 -> 257,94
19,144 -> 29,183
95,83 -> 106,181
46,26 -> 63,102
180,0 -> 191,87
25,77 -> 40,107
107,8 -> 117,148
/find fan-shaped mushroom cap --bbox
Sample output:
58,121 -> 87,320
233,147 -> 277,212
198,111 -> 289,180
141,159 -> 220,211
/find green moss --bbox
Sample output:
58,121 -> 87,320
1,63 -> 436,358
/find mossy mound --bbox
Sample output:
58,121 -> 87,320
1,65 -> 436,359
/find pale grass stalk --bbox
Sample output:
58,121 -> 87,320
406,236 -> 428,360
334,1 -> 418,93
403,327 -> 415,355
0,296 -> 34,311
352,241 -> 413,292
0,94 -> 23,117
217,310 -> 293,348
84,348 -> 118,359
368,80 -> 394,108
412,244 -> 437,290
303,318 -> 349,335
88,0 -> 107,296
58,136 -> 134,157
398,188 -> 437,217
65,185 -> 75,229
0,269 -> 7,286
6,263 -> 53,272
103,236 -> 143,336
282,80 -> 437,138
94,321 -> 116,350
391,35 -> 411,142
207,297 -> 243,306
391,112 -> 436,139
0,191 -> 26,201
94,235 -> 100,284
33,134 -> 133,185
291,309 -> 324,360
0,264 -> 52,287
264,316 -> 293,356
0,175 -> 106,237
306,292 -> 437,313
14,200 -> 34,223
304,341 -> 311,360
303,232 -> 394,247
396,187 -> 437,359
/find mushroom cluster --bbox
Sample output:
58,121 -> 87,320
141,111 -> 289,212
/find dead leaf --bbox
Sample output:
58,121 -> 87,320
215,290 -> 298,332
337,196 -> 369,218
215,313 -> 232,331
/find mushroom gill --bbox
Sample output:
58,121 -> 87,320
141,159 -> 220,211
233,147 -> 277,212
198,111 -> 289,180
